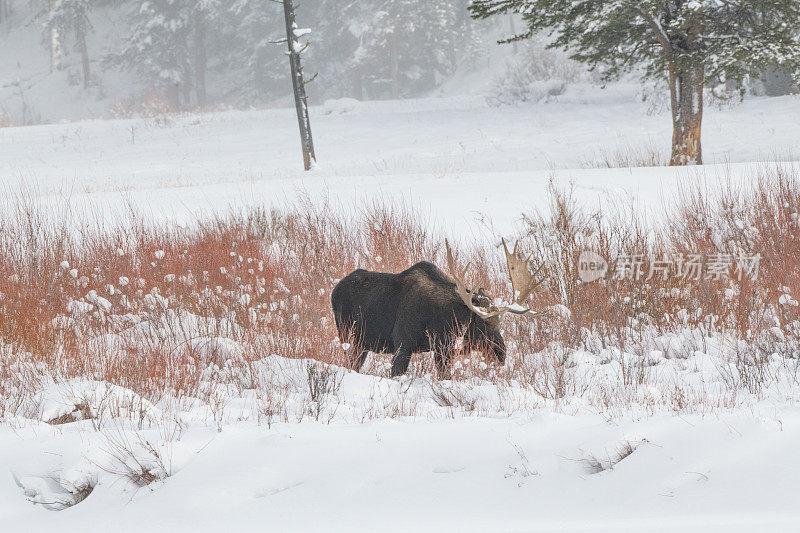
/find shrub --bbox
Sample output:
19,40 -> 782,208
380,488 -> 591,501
0,165 -> 797,414
488,38 -> 593,107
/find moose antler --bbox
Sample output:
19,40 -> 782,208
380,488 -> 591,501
501,238 -> 547,314
445,239 -> 547,319
445,239 -> 498,319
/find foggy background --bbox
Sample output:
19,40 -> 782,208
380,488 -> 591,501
1,1 -> 796,127
0,0 -> 508,125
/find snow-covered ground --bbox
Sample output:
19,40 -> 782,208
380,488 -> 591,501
3,353 -> 800,532
2,87 -> 800,531
2,87 -> 799,237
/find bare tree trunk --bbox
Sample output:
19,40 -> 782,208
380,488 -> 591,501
668,64 -> 704,166
389,29 -> 399,99
283,0 -> 316,171
167,83 -> 180,111
194,10 -> 207,108
75,6 -> 90,88
49,1 -> 62,72
351,66 -> 363,100
508,12 -> 518,54
181,74 -> 191,109
50,28 -> 62,71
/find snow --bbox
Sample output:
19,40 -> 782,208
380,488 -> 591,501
67,299 -> 94,315
3,352 -> 800,531
323,97 -> 361,115
2,54 -> 800,529
85,290 -> 112,313
2,86 -> 799,242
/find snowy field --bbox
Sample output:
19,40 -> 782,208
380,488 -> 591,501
3,86 -> 800,236
2,88 -> 800,531
4,366 -> 800,533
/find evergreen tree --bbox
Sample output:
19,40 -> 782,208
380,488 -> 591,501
313,0 -> 476,100
94,0 -> 481,106
310,0 -> 366,99
0,0 -> 11,24
45,0 -> 92,87
470,0 -> 800,165
227,0 -> 284,101
112,0 -> 221,109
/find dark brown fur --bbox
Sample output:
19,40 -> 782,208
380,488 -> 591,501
331,261 -> 505,377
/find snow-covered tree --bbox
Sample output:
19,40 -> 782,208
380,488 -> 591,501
45,0 -> 92,87
314,0 -> 477,99
0,0 -> 11,24
111,0 -> 221,109
470,0 -> 800,165
113,0 -> 192,108
95,0 -> 481,106
226,0 -> 285,101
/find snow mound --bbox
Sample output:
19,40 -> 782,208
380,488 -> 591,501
26,379 -> 162,425
323,98 -> 361,115
185,336 -> 245,367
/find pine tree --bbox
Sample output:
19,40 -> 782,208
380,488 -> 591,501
327,0 -> 415,99
227,0 -> 285,101
45,0 -> 91,87
96,0 -> 479,106
315,0 -> 475,100
0,0 -> 10,24
112,0 -> 221,109
470,0 -> 800,165
311,0 -> 366,98
115,0 -> 191,108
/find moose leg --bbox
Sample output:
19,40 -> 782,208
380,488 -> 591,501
390,345 -> 413,377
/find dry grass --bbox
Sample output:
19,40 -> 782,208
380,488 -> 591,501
581,142 -> 668,168
0,197 -> 470,407
0,165 -> 798,418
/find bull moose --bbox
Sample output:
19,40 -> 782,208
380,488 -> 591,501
331,240 -> 545,377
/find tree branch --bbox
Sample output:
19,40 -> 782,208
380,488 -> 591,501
635,6 -> 672,58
